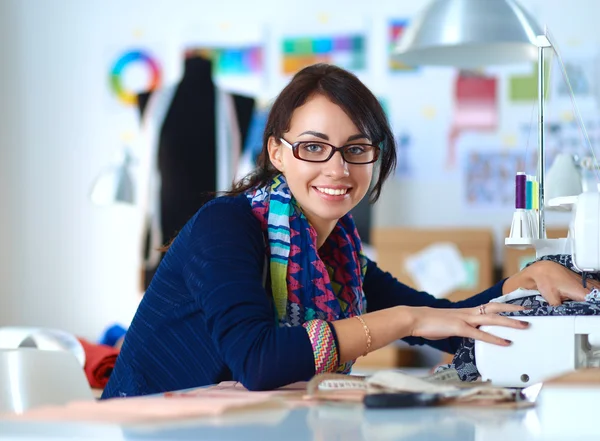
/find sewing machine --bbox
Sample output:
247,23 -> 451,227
475,191 -> 600,387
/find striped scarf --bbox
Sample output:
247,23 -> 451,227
246,174 -> 367,328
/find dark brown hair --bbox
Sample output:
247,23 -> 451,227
159,64 -> 397,252
228,63 -> 396,203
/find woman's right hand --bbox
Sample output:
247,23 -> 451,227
405,303 -> 530,346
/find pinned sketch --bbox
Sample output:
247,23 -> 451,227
448,71 -> 498,167
508,62 -> 551,102
281,34 -> 366,75
404,243 -> 468,298
464,149 -> 525,208
180,23 -> 265,96
556,60 -> 592,96
190,47 -> 262,76
388,19 -> 416,72
534,117 -> 600,168
395,130 -> 413,177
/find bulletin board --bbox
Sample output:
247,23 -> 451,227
103,9 -> 599,268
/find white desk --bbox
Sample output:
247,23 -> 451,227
0,386 -> 598,441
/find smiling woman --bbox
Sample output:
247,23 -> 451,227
101,64 -> 592,398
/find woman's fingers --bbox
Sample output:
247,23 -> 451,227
479,303 -> 524,315
471,314 -> 530,330
460,325 -> 512,347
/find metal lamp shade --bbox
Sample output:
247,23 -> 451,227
394,0 -> 543,67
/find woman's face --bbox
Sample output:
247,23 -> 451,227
268,93 -> 374,231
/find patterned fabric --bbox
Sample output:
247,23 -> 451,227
303,320 -> 339,374
439,254 -> 600,381
246,174 -> 367,374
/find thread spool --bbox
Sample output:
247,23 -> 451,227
515,172 -> 527,209
526,176 -> 533,210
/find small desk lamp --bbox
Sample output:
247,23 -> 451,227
90,148 -> 135,205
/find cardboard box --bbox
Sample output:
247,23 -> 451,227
352,344 -> 418,369
371,227 -> 494,302
502,227 -> 568,279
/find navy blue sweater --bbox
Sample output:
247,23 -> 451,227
101,195 -> 504,398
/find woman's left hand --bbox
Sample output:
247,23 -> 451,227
503,260 -> 600,306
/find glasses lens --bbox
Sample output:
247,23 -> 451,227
296,142 -> 333,162
343,144 -> 377,163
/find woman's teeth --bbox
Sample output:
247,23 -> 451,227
316,187 -> 348,196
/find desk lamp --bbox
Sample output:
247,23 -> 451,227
394,0 -> 599,258
90,148 -> 135,205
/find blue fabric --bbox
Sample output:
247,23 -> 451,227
98,324 -> 127,347
101,194 -> 504,398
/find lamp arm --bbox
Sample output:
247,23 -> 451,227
537,34 -> 552,239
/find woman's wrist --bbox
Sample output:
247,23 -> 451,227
394,305 -> 418,337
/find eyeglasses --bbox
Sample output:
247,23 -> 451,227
279,138 -> 380,164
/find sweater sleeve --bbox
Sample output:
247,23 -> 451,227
182,198 -> 316,390
363,257 -> 506,353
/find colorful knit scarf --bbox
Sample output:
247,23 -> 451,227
246,174 -> 367,328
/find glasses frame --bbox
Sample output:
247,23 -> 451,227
279,138 -> 380,165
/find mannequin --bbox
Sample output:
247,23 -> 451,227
137,54 -> 255,288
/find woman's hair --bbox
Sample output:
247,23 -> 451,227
228,63 -> 397,203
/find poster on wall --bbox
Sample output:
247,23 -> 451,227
281,33 -> 366,75
458,132 -> 528,209
273,16 -> 368,80
528,116 -> 600,168
186,46 -> 263,94
448,71 -> 498,168
463,148 -> 526,208
104,41 -> 171,173
108,48 -> 163,108
508,62 -> 540,102
388,19 -> 417,72
180,23 -> 266,96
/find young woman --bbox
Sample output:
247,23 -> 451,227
102,64 -> 594,398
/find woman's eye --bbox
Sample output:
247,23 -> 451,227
346,145 -> 367,155
304,143 -> 323,152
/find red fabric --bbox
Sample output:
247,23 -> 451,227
77,338 -> 120,389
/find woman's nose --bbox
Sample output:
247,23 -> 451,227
323,151 -> 350,178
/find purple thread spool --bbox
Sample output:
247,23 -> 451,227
515,172 -> 527,209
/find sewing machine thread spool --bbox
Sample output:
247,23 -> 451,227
526,176 -> 533,210
507,172 -> 536,246
516,172 -> 526,209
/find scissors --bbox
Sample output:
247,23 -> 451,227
363,383 -> 543,409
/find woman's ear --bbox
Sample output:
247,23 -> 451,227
267,137 -> 285,172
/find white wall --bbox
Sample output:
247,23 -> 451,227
0,0 -> 598,338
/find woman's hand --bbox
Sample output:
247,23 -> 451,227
503,260 -> 600,306
405,303 -> 529,346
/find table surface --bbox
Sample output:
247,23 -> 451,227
0,387 -> 598,441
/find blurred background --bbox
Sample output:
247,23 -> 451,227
1,0 -> 599,369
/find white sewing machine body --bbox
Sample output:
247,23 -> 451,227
478,191 -> 600,387
476,315 -> 600,387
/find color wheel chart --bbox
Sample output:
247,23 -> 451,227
109,49 -> 162,106
281,34 -> 366,75
194,46 -> 262,75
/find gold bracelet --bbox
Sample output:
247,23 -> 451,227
354,315 -> 372,357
